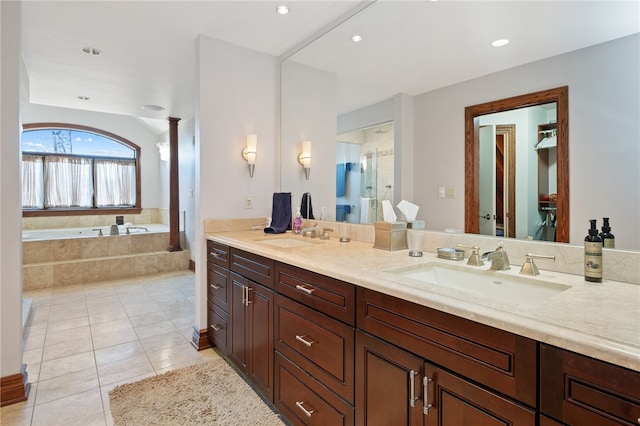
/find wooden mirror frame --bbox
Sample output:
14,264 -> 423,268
464,86 -> 569,243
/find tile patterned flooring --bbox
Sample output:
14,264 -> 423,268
1,271 -> 219,426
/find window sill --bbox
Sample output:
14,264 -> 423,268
23,208 -> 143,217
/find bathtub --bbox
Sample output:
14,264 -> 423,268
22,224 -> 169,241
22,223 -> 190,289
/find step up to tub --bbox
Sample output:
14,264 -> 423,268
23,250 -> 191,289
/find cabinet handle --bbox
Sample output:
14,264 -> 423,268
409,370 -> 419,408
295,401 -> 315,417
209,251 -> 222,259
245,286 -> 252,306
210,284 -> 221,290
295,334 -> 316,347
423,376 -> 433,415
295,284 -> 315,295
210,324 -> 221,331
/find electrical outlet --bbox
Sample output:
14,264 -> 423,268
244,196 -> 253,209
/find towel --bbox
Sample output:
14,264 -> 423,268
336,204 -> 351,222
264,192 -> 292,234
336,164 -> 347,197
300,192 -> 314,219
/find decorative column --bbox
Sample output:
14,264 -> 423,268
168,117 -> 182,252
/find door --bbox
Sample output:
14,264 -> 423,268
424,363 -> 535,426
230,272 -> 248,373
356,331 -> 424,426
248,283 -> 274,401
479,125 -> 496,236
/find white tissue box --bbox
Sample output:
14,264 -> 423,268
374,222 -> 408,251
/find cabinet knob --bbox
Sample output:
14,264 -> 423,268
295,401 -> 315,417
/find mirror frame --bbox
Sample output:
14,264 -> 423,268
464,86 -> 569,242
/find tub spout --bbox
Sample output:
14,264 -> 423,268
126,226 -> 149,234
92,228 -> 103,237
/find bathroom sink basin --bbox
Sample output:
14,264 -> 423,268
387,262 -> 570,304
258,237 -> 319,249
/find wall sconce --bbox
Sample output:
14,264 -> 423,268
298,140 -> 311,180
242,133 -> 258,177
156,140 -> 169,162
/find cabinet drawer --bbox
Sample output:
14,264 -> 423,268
275,294 -> 355,404
275,352 -> 354,426
230,248 -> 275,288
540,344 -> 640,425
207,303 -> 230,355
207,263 -> 230,312
207,240 -> 229,268
357,287 -> 537,407
276,263 -> 355,325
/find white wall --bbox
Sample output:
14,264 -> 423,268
194,35 -> 279,331
1,0 -> 24,380
21,104 -> 163,208
413,34 -> 640,250
281,61 -> 337,219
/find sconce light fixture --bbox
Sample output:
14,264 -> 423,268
242,133 -> 258,177
298,140 -> 311,180
156,140 -> 169,162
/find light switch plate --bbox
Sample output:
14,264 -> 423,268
445,187 -> 456,198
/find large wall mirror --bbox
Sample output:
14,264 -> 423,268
280,2 -> 639,250
465,87 -> 569,243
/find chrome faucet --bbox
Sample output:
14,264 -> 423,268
520,253 -> 556,276
457,244 -> 483,266
486,242 -> 511,271
320,228 -> 333,240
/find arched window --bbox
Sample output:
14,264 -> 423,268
21,123 -> 141,216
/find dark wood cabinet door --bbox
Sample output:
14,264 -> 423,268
248,282 -> 274,402
356,331 -> 424,426
229,272 -> 248,373
425,363 -> 535,426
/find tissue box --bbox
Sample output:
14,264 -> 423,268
374,222 -> 408,251
407,220 -> 425,230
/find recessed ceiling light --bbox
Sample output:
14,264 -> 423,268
141,104 -> 165,112
77,96 -> 90,101
276,5 -> 289,15
491,39 -> 509,47
351,35 -> 363,43
81,47 -> 102,56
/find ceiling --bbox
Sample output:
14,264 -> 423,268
21,1 -> 640,133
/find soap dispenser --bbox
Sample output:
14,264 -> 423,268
584,219 -> 603,283
293,208 -> 303,234
599,217 -> 615,249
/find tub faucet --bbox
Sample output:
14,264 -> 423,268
92,228 -> 104,237
486,242 -> 511,271
126,226 -> 149,234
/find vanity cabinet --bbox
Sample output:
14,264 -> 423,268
539,343 -> 640,425
356,287 -> 537,426
273,263 -> 356,425
356,331 -> 536,426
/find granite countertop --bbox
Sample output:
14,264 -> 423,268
207,230 -> 640,371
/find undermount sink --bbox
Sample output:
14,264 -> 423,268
257,237 -> 319,249
387,262 -> 571,304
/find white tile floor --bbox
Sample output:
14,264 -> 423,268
1,271 -> 220,426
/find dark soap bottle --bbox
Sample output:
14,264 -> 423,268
599,217 -> 615,249
584,219 -> 603,283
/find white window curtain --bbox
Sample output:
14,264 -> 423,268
44,156 -> 94,208
95,159 -> 136,207
22,155 -> 44,208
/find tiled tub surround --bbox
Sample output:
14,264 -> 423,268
24,225 -> 190,290
205,222 -> 640,371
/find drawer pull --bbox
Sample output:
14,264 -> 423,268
409,370 -> 419,408
423,376 -> 433,415
210,284 -> 221,290
295,284 -> 315,295
295,401 -> 315,417
210,324 -> 221,331
209,251 -> 222,259
295,334 -> 316,347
